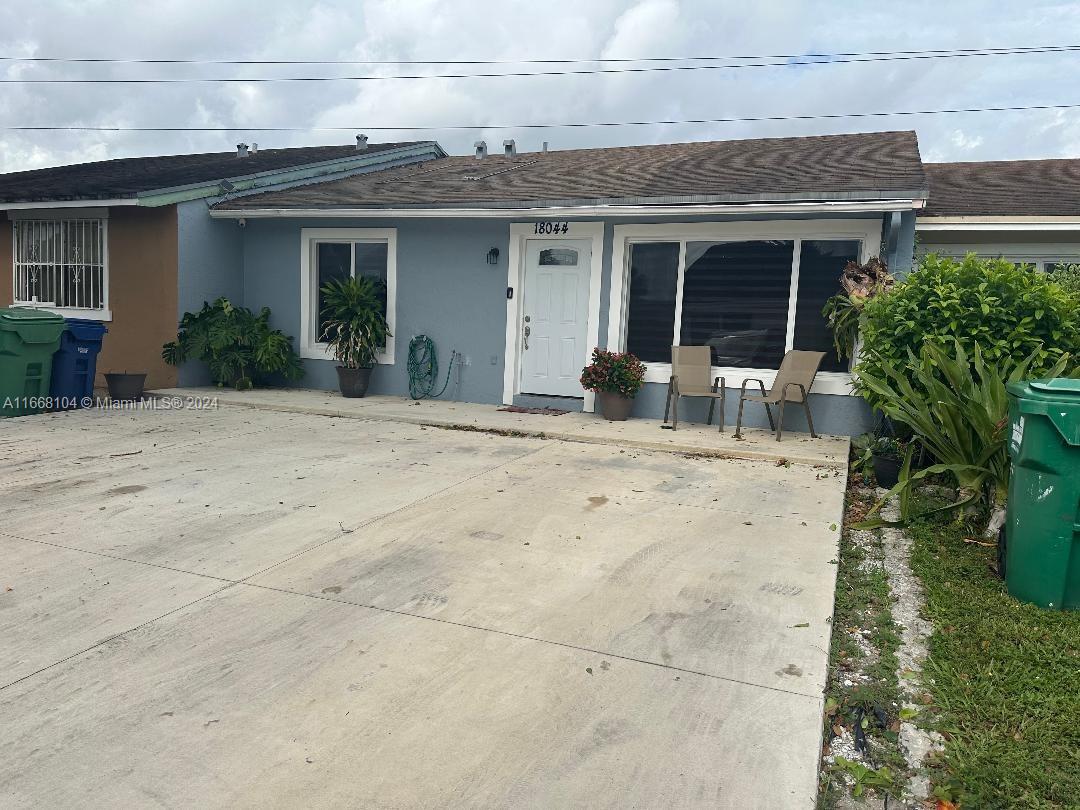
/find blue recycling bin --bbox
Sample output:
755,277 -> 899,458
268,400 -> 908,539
49,318 -> 107,409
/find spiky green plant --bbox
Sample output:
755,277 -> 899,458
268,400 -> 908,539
856,340 -> 1075,533
319,276 -> 391,369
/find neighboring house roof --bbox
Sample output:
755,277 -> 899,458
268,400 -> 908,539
922,158 -> 1080,218
0,142 -> 441,205
213,130 -> 927,213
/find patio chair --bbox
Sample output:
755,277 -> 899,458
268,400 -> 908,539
733,350 -> 825,442
663,346 -> 726,431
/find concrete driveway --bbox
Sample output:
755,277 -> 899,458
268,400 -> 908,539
0,404 -> 845,809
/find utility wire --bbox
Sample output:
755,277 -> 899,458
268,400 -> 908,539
4,102 -> 1079,132
0,45 -> 1077,83
1,43 -> 1078,66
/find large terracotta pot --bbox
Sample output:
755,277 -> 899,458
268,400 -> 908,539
336,366 -> 373,398
597,391 -> 634,421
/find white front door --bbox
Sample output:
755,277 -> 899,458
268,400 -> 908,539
519,239 -> 592,397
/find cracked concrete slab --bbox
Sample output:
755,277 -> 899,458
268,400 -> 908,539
0,405 -> 845,808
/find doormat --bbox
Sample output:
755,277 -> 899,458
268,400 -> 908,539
497,405 -> 570,416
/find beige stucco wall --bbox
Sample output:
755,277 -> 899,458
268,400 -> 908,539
1,205 -> 179,390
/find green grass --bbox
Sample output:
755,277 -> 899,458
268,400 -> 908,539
907,503 -> 1080,809
820,480 -> 906,806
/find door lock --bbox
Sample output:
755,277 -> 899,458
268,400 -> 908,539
523,322 -> 531,350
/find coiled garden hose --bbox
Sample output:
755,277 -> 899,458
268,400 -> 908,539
407,335 -> 457,400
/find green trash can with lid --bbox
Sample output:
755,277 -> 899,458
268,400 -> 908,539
0,307 -> 66,417
1005,378 -> 1080,609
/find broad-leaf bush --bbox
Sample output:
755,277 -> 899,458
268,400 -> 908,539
163,298 -> 303,389
856,254 -> 1080,410
1051,262 -> 1080,299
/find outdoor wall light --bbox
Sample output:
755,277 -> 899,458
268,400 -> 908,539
486,247 -> 500,265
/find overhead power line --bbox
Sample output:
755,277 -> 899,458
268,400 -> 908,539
5,102 -> 1079,132
1,44 -> 1077,66
0,45 -> 1077,83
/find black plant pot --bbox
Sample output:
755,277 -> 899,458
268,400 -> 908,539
336,366 -> 373,398
871,455 -> 902,488
105,372 -> 147,402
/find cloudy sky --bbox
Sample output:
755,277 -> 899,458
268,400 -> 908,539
1,0 -> 1078,172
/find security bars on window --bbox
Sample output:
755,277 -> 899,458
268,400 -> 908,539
13,219 -> 106,310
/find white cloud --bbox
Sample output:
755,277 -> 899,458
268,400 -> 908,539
0,0 -> 1078,171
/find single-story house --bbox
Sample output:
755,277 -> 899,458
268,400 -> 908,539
0,139 -> 444,388
917,158 -> 1080,270
206,130 -> 927,435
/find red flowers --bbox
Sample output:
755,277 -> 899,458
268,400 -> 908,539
579,348 -> 646,398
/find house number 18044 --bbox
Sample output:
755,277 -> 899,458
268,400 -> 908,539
534,221 -> 569,234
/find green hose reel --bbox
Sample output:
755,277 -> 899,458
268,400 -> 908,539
407,335 -> 458,400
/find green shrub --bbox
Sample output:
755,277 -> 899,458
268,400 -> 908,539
162,298 -> 303,389
1051,263 -> 1080,299
856,254 -> 1080,409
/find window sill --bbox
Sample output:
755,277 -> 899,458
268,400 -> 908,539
643,362 -> 856,396
300,343 -> 394,365
11,305 -> 112,322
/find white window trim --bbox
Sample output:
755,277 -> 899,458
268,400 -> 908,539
11,217 -> 109,315
299,227 -> 397,365
606,219 -> 883,397
503,222 -> 605,412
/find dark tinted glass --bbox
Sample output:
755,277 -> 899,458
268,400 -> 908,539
794,240 -> 861,373
316,242 -> 351,340
355,242 -> 389,323
679,240 -> 794,368
625,242 -> 679,363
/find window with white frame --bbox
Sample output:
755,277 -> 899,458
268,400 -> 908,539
300,228 -> 396,363
12,218 -> 107,311
622,233 -> 863,376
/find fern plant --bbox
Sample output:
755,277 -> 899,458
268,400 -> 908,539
319,276 -> 391,369
162,298 -> 303,389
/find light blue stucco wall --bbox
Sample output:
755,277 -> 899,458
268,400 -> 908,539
176,198 -> 245,386
224,210 -> 904,435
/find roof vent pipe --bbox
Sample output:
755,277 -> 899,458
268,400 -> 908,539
250,143 -> 258,154
474,140 -> 487,159
503,139 -> 516,157
356,134 -> 368,151
541,141 -> 549,153
236,143 -> 249,158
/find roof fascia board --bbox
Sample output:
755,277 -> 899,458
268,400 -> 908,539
210,199 -> 920,220
136,142 -> 443,207
0,198 -> 138,211
917,217 -> 1080,231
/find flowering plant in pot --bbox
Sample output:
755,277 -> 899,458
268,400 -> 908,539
579,348 -> 646,421
320,275 -> 391,398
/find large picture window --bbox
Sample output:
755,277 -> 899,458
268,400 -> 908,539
615,225 -> 870,384
300,228 -> 396,363
12,218 -> 107,312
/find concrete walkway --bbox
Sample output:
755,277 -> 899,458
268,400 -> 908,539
154,387 -> 849,468
1,404 -> 846,808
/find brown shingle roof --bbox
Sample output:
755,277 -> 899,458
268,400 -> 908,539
216,131 -> 927,211
0,142 -> 432,203
923,159 -> 1080,218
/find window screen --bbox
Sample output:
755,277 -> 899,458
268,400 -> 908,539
793,240 -> 861,373
625,242 -> 680,363
678,240 -> 794,368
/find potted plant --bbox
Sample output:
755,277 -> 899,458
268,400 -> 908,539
580,348 -> 646,421
821,257 -> 894,362
852,433 -> 905,488
104,371 -> 147,401
319,276 -> 391,398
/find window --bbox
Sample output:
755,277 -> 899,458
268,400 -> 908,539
539,247 -> 578,266
625,243 -> 679,362
793,240 -> 862,372
12,218 -> 107,312
1045,260 -> 1080,273
616,225 -> 869,383
300,228 -> 396,363
680,240 -> 794,368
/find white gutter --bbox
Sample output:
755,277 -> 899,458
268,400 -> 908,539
917,216 -> 1080,232
210,198 -> 922,220
0,198 -> 139,211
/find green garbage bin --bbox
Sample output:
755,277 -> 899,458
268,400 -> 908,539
1005,378 -> 1080,609
0,307 -> 66,417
